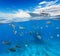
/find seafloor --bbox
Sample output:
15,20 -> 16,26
0,19 -> 60,56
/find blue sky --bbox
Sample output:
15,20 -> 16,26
0,0 -> 42,12
0,0 -> 59,12
0,0 -> 60,13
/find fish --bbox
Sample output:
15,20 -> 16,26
29,31 -> 33,35
8,48 -> 16,52
19,26 -> 25,30
14,30 -> 17,35
47,21 -> 51,24
37,35 -> 42,40
2,41 -> 11,45
16,45 -> 21,48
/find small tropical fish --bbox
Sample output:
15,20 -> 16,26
2,41 -> 11,45
47,21 -> 51,24
9,24 -> 16,29
16,45 -> 21,48
14,31 -> 17,35
9,48 -> 16,52
19,26 -> 25,30
37,35 -> 42,40
29,31 -> 33,35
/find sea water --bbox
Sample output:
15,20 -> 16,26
0,19 -> 60,56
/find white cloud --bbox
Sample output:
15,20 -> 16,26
39,0 -> 58,6
0,9 -> 31,23
0,9 -> 31,20
39,1 -> 47,5
14,10 -> 31,18
33,0 -> 60,16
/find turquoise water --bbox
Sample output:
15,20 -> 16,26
0,19 -> 60,56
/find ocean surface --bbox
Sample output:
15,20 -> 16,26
0,19 -> 60,56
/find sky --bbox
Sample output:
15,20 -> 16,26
0,0 -> 60,23
0,0 -> 42,12
0,0 -> 59,12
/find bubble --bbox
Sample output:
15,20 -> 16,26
57,34 -> 60,37
25,44 -> 28,47
56,27 -> 59,29
40,27 -> 43,29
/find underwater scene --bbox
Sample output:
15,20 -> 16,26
0,19 -> 60,56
